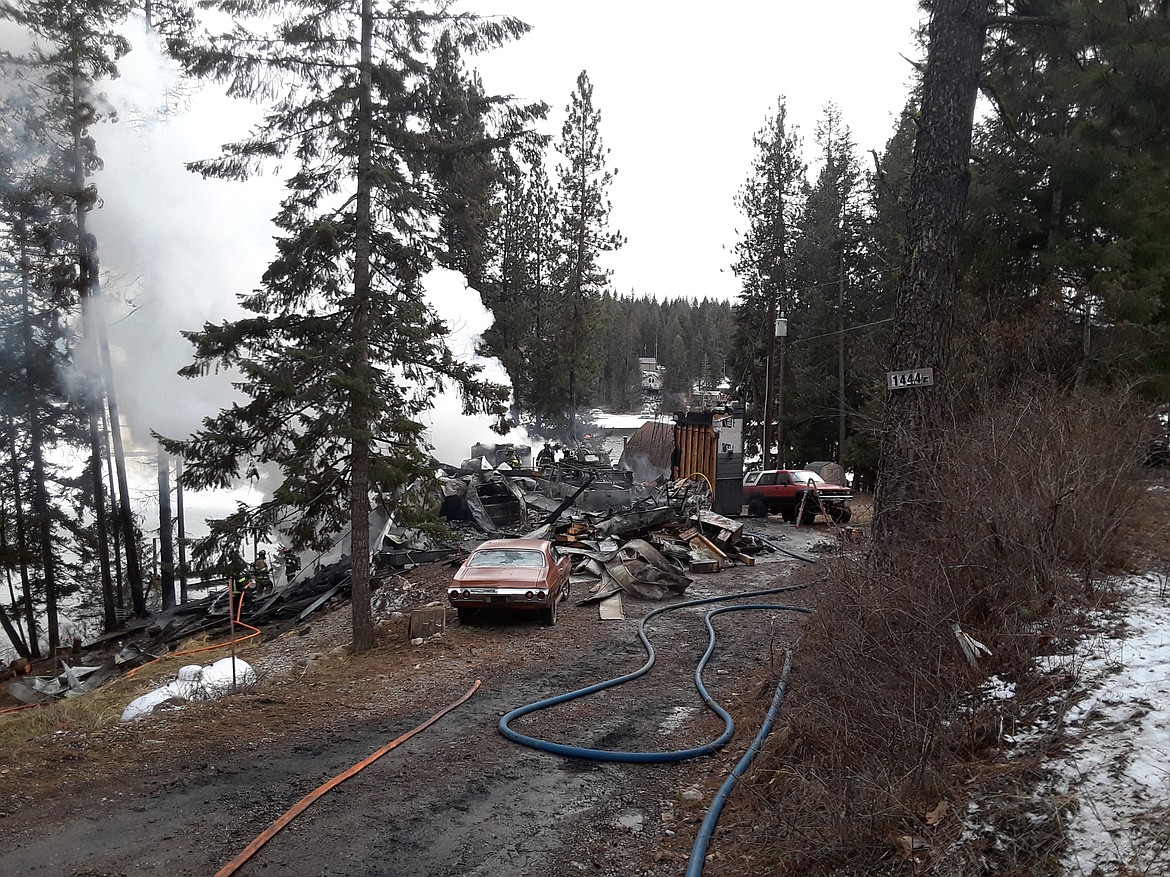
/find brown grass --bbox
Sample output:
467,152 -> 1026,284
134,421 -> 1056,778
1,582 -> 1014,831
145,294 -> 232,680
727,381 -> 1159,876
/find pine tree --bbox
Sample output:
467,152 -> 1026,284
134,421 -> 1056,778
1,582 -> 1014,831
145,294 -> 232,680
786,104 -> 866,466
480,150 -> 560,425
0,0 -> 151,642
163,1 -> 533,651
874,0 -> 994,542
966,0 -> 1170,392
553,70 -> 622,434
729,97 -> 806,466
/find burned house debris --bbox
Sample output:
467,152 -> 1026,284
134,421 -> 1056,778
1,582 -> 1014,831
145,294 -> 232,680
3,410 -> 841,711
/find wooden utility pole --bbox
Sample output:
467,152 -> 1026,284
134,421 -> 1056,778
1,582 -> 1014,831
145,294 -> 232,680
763,293 -> 778,470
873,0 -> 994,543
837,230 -> 847,464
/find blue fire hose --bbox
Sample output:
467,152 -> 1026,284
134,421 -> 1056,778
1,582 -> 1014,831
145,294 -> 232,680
499,584 -> 810,761
499,585 -> 811,873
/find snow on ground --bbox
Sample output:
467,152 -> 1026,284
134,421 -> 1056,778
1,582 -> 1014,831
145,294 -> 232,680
1051,573 -> 1170,876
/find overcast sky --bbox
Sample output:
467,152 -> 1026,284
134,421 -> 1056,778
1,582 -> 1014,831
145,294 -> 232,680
461,0 -> 926,300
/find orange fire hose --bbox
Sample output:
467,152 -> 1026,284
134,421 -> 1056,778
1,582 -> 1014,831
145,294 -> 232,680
213,679 -> 482,877
0,700 -> 46,716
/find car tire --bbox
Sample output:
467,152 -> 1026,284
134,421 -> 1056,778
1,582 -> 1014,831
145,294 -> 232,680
542,597 -> 558,626
456,607 -> 473,624
747,497 -> 768,518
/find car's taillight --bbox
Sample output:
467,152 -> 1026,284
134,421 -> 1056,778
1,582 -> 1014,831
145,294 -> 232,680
525,591 -> 534,600
448,589 -> 458,599
537,591 -> 547,600
462,589 -> 471,599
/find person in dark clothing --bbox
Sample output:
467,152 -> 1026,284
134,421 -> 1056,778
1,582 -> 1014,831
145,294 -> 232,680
229,569 -> 253,619
280,547 -> 301,585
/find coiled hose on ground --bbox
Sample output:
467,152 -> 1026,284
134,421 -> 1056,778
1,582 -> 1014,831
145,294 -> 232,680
499,584 -> 813,874
499,584 -> 811,760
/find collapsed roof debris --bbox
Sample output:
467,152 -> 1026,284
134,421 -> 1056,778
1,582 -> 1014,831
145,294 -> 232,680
7,661 -> 116,705
7,432 -> 791,706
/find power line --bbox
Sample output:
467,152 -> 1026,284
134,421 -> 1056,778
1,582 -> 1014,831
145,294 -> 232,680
786,317 -> 895,345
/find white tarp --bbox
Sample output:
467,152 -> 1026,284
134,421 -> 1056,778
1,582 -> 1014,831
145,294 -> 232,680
120,657 -> 257,722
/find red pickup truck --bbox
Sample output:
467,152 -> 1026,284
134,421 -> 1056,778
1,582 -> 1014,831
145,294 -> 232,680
742,469 -> 852,523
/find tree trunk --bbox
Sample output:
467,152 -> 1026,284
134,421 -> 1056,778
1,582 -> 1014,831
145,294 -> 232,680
93,266 -> 146,616
71,57 -> 116,635
0,484 -> 31,660
18,230 -> 60,654
6,419 -> 39,659
78,241 -> 116,642
100,403 -> 125,614
873,0 -> 993,543
157,450 -> 175,610
176,457 -> 188,604
348,0 -> 376,653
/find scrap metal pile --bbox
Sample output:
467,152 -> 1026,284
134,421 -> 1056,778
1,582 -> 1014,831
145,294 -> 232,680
436,450 -> 788,610
548,507 -> 772,610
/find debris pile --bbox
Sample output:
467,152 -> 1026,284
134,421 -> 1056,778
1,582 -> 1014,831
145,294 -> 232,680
546,508 -> 776,610
4,459 -> 801,708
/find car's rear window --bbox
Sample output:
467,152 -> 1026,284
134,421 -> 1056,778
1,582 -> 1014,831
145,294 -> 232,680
467,549 -> 546,569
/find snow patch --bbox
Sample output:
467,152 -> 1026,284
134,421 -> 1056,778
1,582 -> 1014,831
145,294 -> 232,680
120,657 -> 257,722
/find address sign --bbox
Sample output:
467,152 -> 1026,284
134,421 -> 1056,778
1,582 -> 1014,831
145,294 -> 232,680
886,367 -> 935,391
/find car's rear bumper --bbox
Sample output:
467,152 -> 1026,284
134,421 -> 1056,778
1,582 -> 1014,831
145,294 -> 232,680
447,587 -> 554,610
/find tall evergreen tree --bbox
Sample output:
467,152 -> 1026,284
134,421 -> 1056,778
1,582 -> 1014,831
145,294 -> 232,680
480,149 -> 560,424
787,104 -> 866,466
0,0 -> 151,642
162,1 -> 534,651
965,0 -> 1170,392
874,0 -> 994,542
729,97 -> 805,465
553,70 -> 622,434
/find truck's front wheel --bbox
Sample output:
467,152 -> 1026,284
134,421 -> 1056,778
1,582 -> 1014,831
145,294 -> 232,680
747,497 -> 768,518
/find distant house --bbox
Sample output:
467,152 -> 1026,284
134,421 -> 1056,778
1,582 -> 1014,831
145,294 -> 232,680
691,377 -> 731,409
639,356 -> 664,395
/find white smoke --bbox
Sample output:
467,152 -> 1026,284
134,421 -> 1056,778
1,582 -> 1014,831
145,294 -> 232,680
420,268 -> 528,465
89,16 -> 282,449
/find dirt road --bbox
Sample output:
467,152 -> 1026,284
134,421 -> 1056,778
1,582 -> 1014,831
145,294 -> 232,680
0,521 -> 833,877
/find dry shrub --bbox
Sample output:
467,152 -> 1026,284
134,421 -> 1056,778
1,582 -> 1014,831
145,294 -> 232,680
751,381 -> 1149,875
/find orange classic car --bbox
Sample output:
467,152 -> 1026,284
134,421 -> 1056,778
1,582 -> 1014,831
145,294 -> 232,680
448,538 -> 570,625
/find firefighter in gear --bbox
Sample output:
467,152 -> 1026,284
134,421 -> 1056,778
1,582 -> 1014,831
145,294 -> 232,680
225,550 -> 253,619
254,550 -> 273,596
230,569 -> 253,619
536,444 -> 555,468
281,546 -> 301,585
